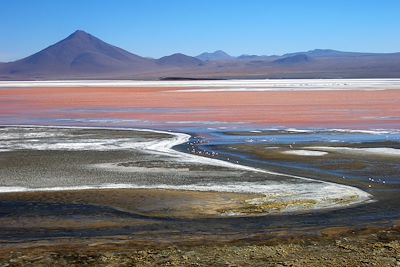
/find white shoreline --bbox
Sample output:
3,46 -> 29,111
281,150 -> 328,156
0,125 -> 373,212
235,127 -> 400,135
1,79 -> 400,90
305,146 -> 400,157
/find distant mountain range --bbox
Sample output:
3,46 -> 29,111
196,50 -> 234,61
0,30 -> 400,80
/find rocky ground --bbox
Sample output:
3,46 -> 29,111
0,227 -> 399,266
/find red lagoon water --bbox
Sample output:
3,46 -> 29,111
1,87 -> 400,129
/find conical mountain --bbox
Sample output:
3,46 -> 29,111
0,30 -> 156,79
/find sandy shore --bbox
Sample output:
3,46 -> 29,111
0,225 -> 399,266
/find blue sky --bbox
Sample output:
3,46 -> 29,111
1,0 -> 399,61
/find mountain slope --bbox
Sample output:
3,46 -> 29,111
157,53 -> 203,67
273,54 -> 311,65
283,49 -> 379,58
0,30 -> 157,79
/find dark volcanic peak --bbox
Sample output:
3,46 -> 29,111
65,29 -> 91,41
26,29 -> 147,65
157,53 -> 203,67
273,54 -> 311,64
0,30 -> 155,78
196,50 -> 233,61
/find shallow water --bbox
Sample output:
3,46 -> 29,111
0,126 -> 369,210
0,125 -> 399,239
199,129 -> 400,232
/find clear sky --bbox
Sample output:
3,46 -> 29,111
1,0 -> 399,62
